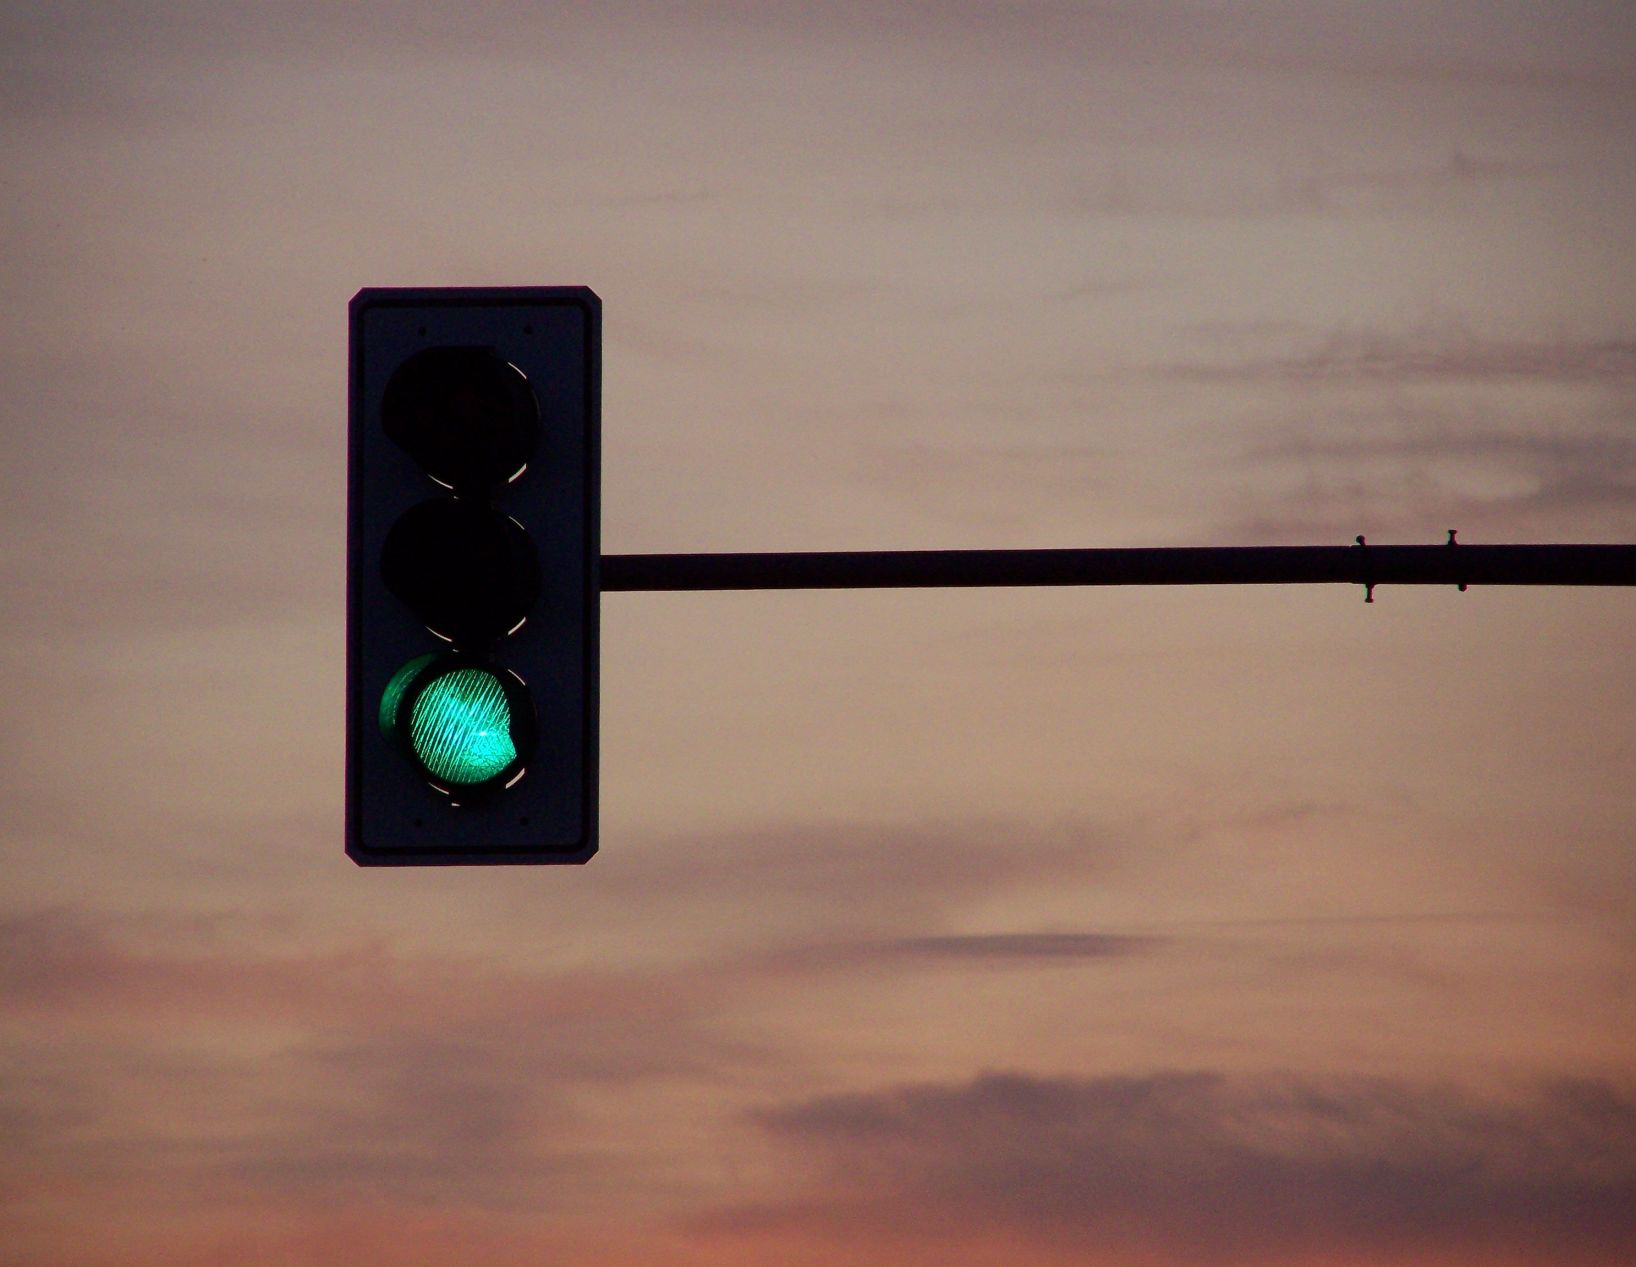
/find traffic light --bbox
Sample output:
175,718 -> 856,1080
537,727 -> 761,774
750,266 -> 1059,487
347,287 -> 599,865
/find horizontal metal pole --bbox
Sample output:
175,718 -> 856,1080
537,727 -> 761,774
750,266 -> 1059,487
600,544 -> 1636,592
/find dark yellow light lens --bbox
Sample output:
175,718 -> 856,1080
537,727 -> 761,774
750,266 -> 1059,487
381,347 -> 539,494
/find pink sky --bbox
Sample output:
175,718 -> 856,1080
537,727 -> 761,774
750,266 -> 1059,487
3,3 -> 1634,1263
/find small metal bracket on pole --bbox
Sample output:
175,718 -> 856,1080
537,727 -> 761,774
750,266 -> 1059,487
1447,529 -> 1468,592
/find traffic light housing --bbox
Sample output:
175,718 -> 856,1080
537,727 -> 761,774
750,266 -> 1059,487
347,287 -> 599,865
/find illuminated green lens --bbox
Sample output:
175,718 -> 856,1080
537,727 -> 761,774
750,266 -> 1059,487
380,653 -> 437,742
409,667 -> 518,786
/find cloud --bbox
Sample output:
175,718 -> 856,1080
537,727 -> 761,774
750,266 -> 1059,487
860,931 -> 1159,962
1132,324 -> 1636,543
0,1032 -> 580,1228
740,928 -> 1164,980
1058,147 -> 1555,221
696,1069 -> 1636,1265
223,1032 -> 581,1210
1160,327 -> 1636,385
1228,435 -> 1636,546
1228,427 -> 1636,543
835,322 -> 1636,543
0,906 -> 723,1077
596,815 -> 1125,943
0,905 -> 755,1235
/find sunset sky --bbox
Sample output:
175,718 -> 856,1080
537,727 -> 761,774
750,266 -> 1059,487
4,3 -> 1635,1263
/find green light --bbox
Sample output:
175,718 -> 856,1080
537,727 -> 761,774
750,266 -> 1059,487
378,654 -> 537,798
379,653 -> 437,742
409,666 -> 518,786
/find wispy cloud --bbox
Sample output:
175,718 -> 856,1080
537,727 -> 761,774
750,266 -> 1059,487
1160,326 -> 1636,384
1061,145 -> 1554,221
597,816 -> 1125,943
1228,432 -> 1636,545
0,904 -> 762,1243
696,1069 -> 1636,1264
1135,324 -> 1636,542
751,930 -> 1163,977
859,931 -> 1159,962
0,906 -> 724,1076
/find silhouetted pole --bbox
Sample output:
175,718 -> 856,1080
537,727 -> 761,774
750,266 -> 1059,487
601,541 -> 1636,596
